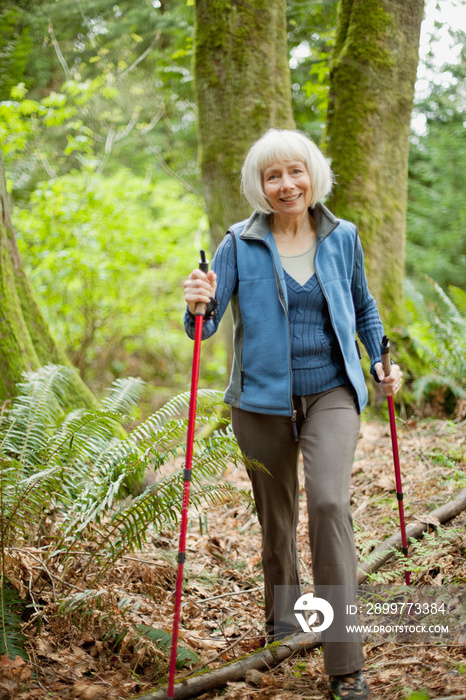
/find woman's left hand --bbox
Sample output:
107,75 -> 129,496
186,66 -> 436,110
373,363 -> 403,396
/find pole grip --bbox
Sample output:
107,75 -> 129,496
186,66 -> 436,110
380,335 -> 391,378
194,249 -> 209,316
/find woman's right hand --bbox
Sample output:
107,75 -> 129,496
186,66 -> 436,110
184,269 -> 217,316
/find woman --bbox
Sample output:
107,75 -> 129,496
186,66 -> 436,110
183,129 -> 402,700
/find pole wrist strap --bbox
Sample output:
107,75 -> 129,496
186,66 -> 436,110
187,297 -> 218,322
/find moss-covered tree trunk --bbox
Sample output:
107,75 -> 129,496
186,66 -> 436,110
324,0 -> 424,328
193,0 -> 294,368
0,152 -> 95,406
194,0 -> 295,251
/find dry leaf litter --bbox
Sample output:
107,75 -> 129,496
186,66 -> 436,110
1,417 -> 465,700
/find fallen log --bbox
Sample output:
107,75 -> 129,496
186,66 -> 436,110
136,487 -> 466,700
136,632 -> 321,700
357,486 -> 466,582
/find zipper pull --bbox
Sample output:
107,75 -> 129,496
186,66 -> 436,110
291,409 -> 298,442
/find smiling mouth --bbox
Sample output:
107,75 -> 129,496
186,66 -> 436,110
280,193 -> 301,202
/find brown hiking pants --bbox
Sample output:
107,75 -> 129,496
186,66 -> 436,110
231,385 -> 365,676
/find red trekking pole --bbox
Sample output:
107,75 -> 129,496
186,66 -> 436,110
380,336 -> 410,586
167,251 -> 209,698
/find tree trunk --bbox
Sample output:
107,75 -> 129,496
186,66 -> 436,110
194,0 -> 295,250
0,151 -> 95,407
324,0 -> 425,328
193,0 -> 295,367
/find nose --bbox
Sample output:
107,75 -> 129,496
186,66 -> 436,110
280,173 -> 294,190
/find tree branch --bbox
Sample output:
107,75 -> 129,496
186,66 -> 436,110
119,33 -> 161,80
357,486 -> 466,582
48,22 -> 71,79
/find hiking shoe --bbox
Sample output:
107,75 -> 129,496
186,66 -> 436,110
329,670 -> 370,699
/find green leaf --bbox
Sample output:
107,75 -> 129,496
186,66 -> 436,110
0,577 -> 27,661
10,83 -> 27,100
137,625 -> 199,667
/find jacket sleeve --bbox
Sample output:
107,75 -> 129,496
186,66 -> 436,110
183,233 -> 238,341
351,233 -> 384,374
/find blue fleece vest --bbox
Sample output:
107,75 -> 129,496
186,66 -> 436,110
223,216 -> 378,415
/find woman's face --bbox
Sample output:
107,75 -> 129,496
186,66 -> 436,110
262,160 -> 313,218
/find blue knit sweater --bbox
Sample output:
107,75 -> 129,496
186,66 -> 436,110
284,271 -> 347,395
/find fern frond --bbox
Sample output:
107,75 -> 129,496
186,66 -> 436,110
448,285 -> 466,315
57,593 -> 199,668
45,409 -> 124,469
428,278 -> 465,327
1,365 -> 77,467
137,625 -> 199,668
188,482 -> 254,513
2,374 -> 246,591
101,377 -> 146,414
0,462 -> 62,547
59,413 -> 252,552
406,278 -> 466,407
413,374 -> 466,403
151,389 -> 224,428
191,426 -> 257,479
70,472 -> 251,585
0,577 -> 27,660
359,545 -> 398,571
69,392 -> 227,514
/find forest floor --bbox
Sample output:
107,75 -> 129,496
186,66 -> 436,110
2,417 -> 465,700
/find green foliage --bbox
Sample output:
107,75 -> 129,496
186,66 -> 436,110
0,1 -> 198,197
287,0 -> 338,141
362,526 -> 463,585
424,450 -> 466,488
407,38 -> 466,291
0,77 -> 218,393
1,364 -> 251,662
405,279 -> 466,411
0,365 -> 124,561
0,363 -> 251,572
12,169 -> 215,389
0,577 -> 27,660
0,5 -> 32,101
137,624 -> 199,669
0,79 -> 105,191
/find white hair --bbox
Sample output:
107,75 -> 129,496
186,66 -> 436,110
241,129 -> 333,213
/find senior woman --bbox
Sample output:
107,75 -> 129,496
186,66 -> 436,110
183,129 -> 402,700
